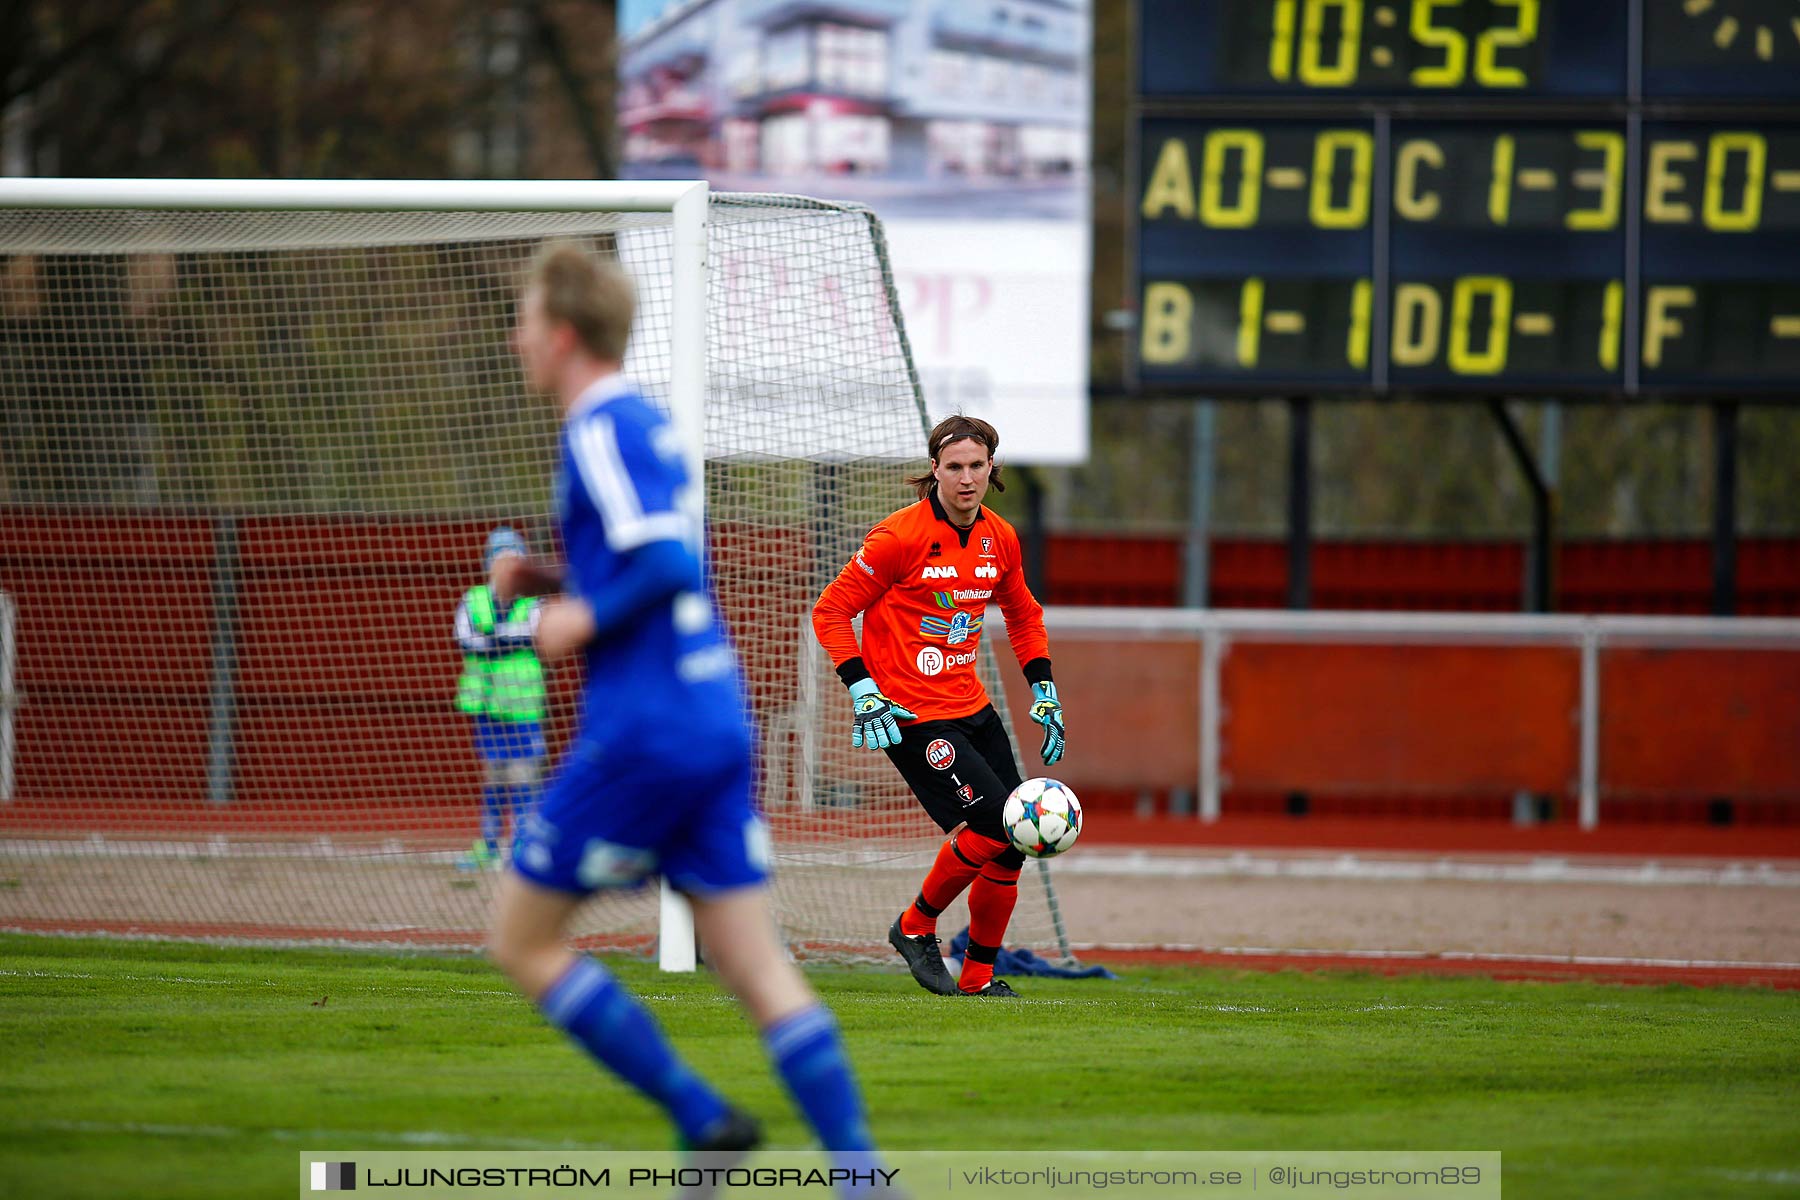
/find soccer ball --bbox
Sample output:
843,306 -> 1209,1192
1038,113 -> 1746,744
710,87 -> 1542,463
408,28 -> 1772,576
1002,778 -> 1082,858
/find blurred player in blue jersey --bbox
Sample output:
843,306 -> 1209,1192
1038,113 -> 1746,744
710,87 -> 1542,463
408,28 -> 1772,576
486,243 -> 882,1167
453,525 -> 546,870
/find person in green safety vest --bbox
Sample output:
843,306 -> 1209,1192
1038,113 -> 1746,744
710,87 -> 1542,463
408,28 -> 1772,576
454,525 -> 547,870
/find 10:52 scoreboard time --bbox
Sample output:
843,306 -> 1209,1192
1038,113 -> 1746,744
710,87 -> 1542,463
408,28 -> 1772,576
1131,0 -> 1800,397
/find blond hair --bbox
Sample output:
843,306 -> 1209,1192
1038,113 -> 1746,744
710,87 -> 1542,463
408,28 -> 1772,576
527,242 -> 635,362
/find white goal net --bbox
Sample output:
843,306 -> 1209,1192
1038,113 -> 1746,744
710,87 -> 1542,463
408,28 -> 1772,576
0,181 -> 1070,963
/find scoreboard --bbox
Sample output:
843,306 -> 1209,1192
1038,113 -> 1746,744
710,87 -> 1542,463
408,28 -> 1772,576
1132,0 -> 1800,397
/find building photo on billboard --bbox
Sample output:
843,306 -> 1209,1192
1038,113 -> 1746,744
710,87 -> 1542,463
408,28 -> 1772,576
619,0 -> 1093,464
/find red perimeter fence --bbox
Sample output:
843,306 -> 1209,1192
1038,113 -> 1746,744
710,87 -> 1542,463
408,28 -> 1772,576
3,511 -> 1798,849
1047,532 -> 1800,614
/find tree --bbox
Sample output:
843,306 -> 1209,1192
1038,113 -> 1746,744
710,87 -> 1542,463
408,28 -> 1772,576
2,0 -> 620,180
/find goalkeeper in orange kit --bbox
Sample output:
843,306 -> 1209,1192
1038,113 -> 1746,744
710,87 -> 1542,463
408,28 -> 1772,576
811,415 -> 1066,998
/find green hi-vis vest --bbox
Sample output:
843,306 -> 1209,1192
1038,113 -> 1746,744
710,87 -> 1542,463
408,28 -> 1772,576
456,586 -> 546,722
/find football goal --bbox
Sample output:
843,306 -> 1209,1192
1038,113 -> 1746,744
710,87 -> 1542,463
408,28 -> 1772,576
0,179 -> 1071,968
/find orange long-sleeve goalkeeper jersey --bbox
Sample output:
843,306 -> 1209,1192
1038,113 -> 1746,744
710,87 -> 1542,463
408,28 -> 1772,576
812,490 -> 1052,723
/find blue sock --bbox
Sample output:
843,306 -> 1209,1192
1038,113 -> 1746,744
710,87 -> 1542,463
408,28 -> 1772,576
540,957 -> 730,1143
764,1006 -> 875,1162
479,783 -> 506,850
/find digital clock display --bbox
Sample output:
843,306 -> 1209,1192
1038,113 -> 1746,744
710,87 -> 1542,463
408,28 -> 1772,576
1131,3 -> 1800,397
1139,0 -> 1626,97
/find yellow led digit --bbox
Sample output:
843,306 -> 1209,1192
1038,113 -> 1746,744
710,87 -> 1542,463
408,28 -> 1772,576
1391,283 -> 1443,367
1310,129 -> 1373,229
1645,140 -> 1697,224
1141,282 -> 1194,365
1299,0 -> 1362,87
1141,137 -> 1196,220
1348,279 -> 1372,369
1237,277 -> 1266,368
1488,135 -> 1516,226
1566,131 -> 1623,232
1448,276 -> 1513,375
1475,0 -> 1538,88
1598,281 -> 1622,372
1642,286 -> 1696,368
1409,0 -> 1466,88
1702,132 -> 1766,233
1270,0 -> 1297,81
1200,129 -> 1265,228
1394,139 -> 1446,221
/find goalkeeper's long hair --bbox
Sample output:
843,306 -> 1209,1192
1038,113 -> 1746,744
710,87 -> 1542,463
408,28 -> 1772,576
907,415 -> 1005,499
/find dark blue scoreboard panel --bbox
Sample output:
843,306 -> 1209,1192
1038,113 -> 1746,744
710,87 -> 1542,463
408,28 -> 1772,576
1133,1 -> 1800,397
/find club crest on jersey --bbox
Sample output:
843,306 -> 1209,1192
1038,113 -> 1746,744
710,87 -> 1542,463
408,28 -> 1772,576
920,565 -> 959,580
981,537 -> 994,557
926,739 -> 956,770
974,564 -> 998,580
919,609 -> 982,645
957,783 -> 976,804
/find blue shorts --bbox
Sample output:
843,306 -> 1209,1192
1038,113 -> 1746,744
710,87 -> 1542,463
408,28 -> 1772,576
473,716 -> 545,762
510,736 -> 770,898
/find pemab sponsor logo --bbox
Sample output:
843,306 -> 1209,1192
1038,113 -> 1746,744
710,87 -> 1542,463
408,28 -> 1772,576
926,738 -> 956,769
914,645 -> 978,676
921,565 -> 959,580
973,564 -> 998,580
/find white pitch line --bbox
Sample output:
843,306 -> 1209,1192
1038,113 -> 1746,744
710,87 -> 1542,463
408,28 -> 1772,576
1072,942 -> 1800,972
0,837 -> 466,865
1051,849 -> 1800,887
8,839 -> 1798,887
0,968 -> 240,986
21,1119 -> 598,1150
0,968 -> 523,998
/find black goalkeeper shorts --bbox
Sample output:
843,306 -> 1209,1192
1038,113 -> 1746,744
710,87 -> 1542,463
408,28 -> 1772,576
884,704 -> 1026,865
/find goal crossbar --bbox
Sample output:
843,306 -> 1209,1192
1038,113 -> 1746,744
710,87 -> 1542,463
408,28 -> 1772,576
0,178 -> 709,213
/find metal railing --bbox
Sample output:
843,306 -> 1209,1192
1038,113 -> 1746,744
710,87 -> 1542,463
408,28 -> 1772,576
993,607 -> 1800,829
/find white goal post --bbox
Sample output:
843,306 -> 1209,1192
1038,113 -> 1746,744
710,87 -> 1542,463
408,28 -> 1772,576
0,178 -> 1070,969
1,590 -> 14,805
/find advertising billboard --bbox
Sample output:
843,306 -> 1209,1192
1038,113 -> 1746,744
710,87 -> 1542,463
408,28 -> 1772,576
619,0 -> 1091,462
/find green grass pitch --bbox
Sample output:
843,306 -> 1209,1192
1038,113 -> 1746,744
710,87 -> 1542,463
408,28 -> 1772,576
2,934 -> 1796,1200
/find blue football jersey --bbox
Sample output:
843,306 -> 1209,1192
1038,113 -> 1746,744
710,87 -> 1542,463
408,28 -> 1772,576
557,374 -> 748,753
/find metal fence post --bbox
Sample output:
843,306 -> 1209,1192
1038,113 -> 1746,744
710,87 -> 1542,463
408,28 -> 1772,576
1200,622 -> 1222,823
1579,622 -> 1600,830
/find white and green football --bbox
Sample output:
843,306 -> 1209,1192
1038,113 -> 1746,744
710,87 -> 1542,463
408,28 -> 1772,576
1002,778 -> 1083,858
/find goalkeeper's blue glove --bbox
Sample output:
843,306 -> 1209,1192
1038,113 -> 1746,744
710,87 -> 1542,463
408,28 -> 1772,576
848,677 -> 917,751
1029,680 -> 1065,766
